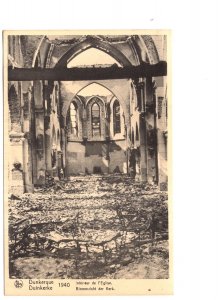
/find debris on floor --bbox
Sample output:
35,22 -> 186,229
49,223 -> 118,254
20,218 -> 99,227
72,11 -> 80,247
9,174 -> 169,279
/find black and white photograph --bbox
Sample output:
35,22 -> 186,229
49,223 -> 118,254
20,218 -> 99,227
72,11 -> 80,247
4,30 -> 172,295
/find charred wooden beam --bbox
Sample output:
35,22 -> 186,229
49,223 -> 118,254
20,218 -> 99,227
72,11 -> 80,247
8,61 -> 167,81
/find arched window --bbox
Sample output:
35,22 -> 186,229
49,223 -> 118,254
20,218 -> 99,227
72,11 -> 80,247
92,102 -> 100,136
113,100 -> 121,134
70,102 -> 78,136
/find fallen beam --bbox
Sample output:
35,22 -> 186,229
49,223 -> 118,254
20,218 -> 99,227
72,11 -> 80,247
8,61 -> 167,81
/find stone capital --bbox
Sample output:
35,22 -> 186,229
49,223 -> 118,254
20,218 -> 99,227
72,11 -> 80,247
9,131 -> 25,143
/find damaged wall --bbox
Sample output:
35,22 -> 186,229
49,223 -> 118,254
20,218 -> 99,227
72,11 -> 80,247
66,140 -> 127,175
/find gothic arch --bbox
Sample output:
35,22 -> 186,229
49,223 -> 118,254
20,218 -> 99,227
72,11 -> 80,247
61,80 -> 128,117
66,96 -> 83,139
140,36 -> 159,64
109,97 -> 125,138
86,96 -> 105,140
86,95 -> 106,108
55,36 -> 132,67
75,82 -> 117,101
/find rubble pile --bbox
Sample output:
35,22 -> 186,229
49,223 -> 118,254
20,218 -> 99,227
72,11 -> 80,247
9,174 -> 169,279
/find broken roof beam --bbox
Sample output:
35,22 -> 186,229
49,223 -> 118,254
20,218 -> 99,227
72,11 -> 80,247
8,61 -> 167,81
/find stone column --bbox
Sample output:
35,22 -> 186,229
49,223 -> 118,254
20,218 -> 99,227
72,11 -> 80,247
134,80 -> 147,182
9,132 -> 25,195
145,78 -> 158,184
8,82 -> 27,194
33,81 -> 46,186
44,83 -> 52,176
155,78 -> 168,191
104,103 -> 110,173
61,127 -> 67,177
22,83 -> 34,192
44,115 -> 52,175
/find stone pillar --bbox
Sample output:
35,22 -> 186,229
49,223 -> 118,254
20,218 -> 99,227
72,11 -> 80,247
57,150 -> 63,178
33,81 -> 46,186
134,80 -> 147,182
44,83 -> 53,176
22,83 -> 34,193
44,115 -> 52,175
8,82 -> 28,194
145,78 -> 157,184
139,112 -> 147,182
153,82 -> 159,185
155,78 -> 168,191
104,104 -> 110,173
61,127 -> 67,177
9,132 -> 25,195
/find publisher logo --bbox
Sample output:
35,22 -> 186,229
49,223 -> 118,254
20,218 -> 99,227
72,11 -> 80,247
14,279 -> 23,288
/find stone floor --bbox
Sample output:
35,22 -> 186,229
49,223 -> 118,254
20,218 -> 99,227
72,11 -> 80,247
9,174 -> 169,279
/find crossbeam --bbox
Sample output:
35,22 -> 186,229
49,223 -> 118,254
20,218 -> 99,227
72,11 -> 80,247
8,61 -> 167,81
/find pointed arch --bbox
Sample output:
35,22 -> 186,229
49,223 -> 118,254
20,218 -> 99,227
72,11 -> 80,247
61,80 -> 130,118
91,101 -> 101,137
86,96 -> 105,140
67,47 -> 122,68
55,36 -> 132,67
76,82 -> 114,99
69,101 -> 78,136
109,96 -> 125,139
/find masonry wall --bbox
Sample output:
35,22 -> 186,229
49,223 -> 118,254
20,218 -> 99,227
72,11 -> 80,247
66,140 -> 127,175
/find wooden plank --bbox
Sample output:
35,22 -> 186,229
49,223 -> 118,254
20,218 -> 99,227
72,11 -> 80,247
8,61 -> 167,81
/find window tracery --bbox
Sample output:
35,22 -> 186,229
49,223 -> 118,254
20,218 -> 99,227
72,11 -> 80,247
70,102 -> 78,137
91,102 -> 101,137
113,100 -> 121,134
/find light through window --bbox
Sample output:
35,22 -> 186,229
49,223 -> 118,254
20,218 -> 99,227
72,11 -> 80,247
70,102 -> 78,136
113,100 -> 121,134
92,102 -> 100,136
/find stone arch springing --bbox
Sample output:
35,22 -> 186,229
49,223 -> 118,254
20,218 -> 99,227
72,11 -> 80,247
140,35 -> 159,64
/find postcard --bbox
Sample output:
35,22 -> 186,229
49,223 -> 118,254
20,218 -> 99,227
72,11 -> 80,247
4,29 -> 172,295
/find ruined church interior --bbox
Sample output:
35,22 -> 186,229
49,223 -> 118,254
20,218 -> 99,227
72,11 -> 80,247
7,34 -> 168,194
